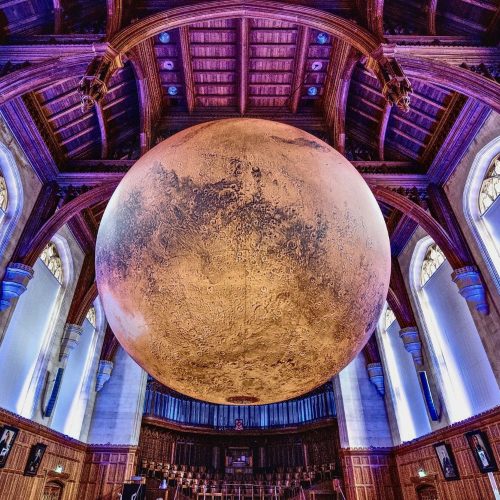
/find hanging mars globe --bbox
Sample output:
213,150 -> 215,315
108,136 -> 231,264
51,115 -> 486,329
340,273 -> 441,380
95,119 -> 390,405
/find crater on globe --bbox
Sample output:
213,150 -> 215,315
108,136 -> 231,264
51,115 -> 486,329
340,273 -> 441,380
95,118 -> 390,405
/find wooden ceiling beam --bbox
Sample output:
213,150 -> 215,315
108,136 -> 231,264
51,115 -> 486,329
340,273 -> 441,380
106,0 -> 124,37
322,40 -> 358,154
485,5 -> 500,42
179,26 -> 196,114
366,0 -> 384,39
425,0 -> 438,35
53,0 -> 63,34
128,38 -> 163,154
378,102 -> 391,161
238,18 -> 249,115
425,98 -> 490,184
289,26 -> 310,114
95,102 -> 110,159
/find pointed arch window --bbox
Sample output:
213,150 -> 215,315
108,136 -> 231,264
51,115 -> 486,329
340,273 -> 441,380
86,306 -> 97,329
40,242 -> 63,284
0,172 -> 8,213
384,306 -> 396,331
420,243 -> 446,286
478,154 -> 500,215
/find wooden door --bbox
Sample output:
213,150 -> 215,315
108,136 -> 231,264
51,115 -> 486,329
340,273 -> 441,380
42,481 -> 63,500
416,485 -> 438,500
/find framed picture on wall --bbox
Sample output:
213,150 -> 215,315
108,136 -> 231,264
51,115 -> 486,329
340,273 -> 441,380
0,425 -> 19,468
434,442 -> 460,480
466,430 -> 498,473
24,443 -> 47,476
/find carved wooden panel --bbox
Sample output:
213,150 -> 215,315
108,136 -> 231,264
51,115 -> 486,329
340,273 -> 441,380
396,406 -> 500,500
77,445 -> 138,500
0,408 -> 85,500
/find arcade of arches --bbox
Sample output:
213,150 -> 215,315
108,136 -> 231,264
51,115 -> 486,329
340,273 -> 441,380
0,1 -> 499,499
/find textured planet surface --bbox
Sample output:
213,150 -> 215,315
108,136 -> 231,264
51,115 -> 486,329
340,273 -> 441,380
95,119 -> 390,405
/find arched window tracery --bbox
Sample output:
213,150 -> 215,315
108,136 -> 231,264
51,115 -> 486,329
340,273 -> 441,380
420,243 -> 446,286
464,136 -> 500,290
40,242 -> 63,284
0,172 -> 8,213
384,306 -> 396,331
478,154 -> 500,215
86,306 -> 97,329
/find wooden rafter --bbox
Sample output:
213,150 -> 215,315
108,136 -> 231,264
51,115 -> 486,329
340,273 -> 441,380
289,26 -> 310,114
421,92 -> 466,166
322,40 -> 357,154
53,0 -> 63,34
95,102 -> 109,159
377,102 -> 391,161
238,18 -> 249,115
106,0 -> 124,37
179,26 -> 196,114
425,0 -> 438,35
426,99 -> 490,184
367,0 -> 384,39
129,38 -> 163,154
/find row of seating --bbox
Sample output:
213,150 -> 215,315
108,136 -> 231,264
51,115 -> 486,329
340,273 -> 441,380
141,461 -> 336,479
141,461 -> 338,498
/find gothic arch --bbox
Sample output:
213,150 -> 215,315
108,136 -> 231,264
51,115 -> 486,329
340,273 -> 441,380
0,142 -> 23,262
464,135 -> 500,291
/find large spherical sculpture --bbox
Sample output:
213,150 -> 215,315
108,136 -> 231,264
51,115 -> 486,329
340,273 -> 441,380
96,119 -> 390,405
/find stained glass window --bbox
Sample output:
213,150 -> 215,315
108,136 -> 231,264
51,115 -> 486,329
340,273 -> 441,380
0,173 -> 8,212
479,154 -> 500,215
86,306 -> 96,328
384,306 -> 396,330
421,243 -> 446,286
40,242 -> 63,284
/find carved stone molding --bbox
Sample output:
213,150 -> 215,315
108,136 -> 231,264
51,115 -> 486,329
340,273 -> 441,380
367,362 -> 385,396
399,326 -> 423,366
59,323 -> 84,363
96,360 -> 114,391
452,266 -> 489,315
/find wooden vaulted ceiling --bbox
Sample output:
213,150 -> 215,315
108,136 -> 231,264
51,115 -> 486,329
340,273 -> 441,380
0,0 -> 498,255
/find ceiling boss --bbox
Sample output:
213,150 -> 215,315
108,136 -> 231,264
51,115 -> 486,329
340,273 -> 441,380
95,118 -> 391,404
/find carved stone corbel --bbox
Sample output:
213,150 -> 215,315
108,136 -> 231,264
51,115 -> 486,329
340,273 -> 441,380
367,54 -> 413,112
78,48 -> 123,111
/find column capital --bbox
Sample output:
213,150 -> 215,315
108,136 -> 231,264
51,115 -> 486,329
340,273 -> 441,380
451,265 -> 489,315
0,262 -> 34,311
367,362 -> 385,396
59,323 -> 84,363
399,326 -> 424,366
96,360 -> 114,392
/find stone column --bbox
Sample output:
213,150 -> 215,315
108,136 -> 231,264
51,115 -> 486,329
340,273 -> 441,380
0,263 -> 34,310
